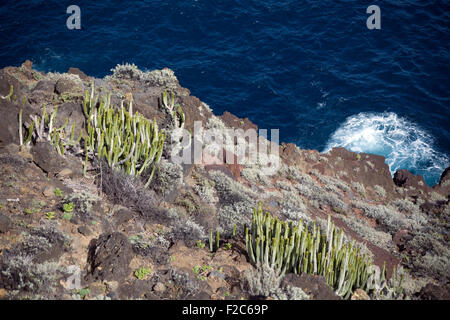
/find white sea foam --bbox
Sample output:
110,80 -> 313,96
323,112 -> 449,186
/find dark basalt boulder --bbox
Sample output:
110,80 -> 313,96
86,232 -> 133,282
420,200 -> 448,216
31,140 -> 83,177
27,78 -> 55,106
0,213 -> 12,234
31,141 -> 67,175
0,69 -> 27,98
418,283 -> 450,300
393,229 -> 412,252
54,101 -> 86,133
393,169 -> 433,200
0,99 -> 21,147
393,169 -> 425,188
55,78 -> 83,95
281,273 -> 341,300
32,79 -> 55,93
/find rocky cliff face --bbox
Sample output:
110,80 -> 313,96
0,61 -> 448,300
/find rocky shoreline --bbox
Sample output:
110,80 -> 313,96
0,61 -> 448,300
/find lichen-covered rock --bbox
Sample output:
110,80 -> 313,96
33,78 -> 53,91
21,225 -> 69,263
55,78 -> 84,98
0,255 -> 62,293
170,267 -> 211,298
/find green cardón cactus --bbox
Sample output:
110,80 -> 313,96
245,203 -> 401,299
18,109 -> 23,146
160,91 -> 186,157
19,83 -> 172,187
161,90 -> 185,128
216,230 -> 220,251
82,83 -> 166,186
19,104 -> 78,154
209,229 -> 214,253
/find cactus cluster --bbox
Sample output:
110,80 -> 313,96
19,104 -> 83,155
161,91 -> 185,130
245,204 -> 402,299
366,262 -> 404,299
160,91 -> 187,158
82,84 -> 166,186
209,229 -> 221,252
18,83 -> 172,187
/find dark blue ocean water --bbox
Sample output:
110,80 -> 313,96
0,1 -> 449,185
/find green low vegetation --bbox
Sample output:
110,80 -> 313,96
45,212 -> 56,220
54,188 -> 63,197
62,212 -> 72,221
196,240 -> 206,249
134,266 -> 151,280
63,202 -> 75,213
76,288 -> 90,299
193,265 -> 213,281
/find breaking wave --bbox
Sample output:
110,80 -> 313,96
323,112 -> 449,186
